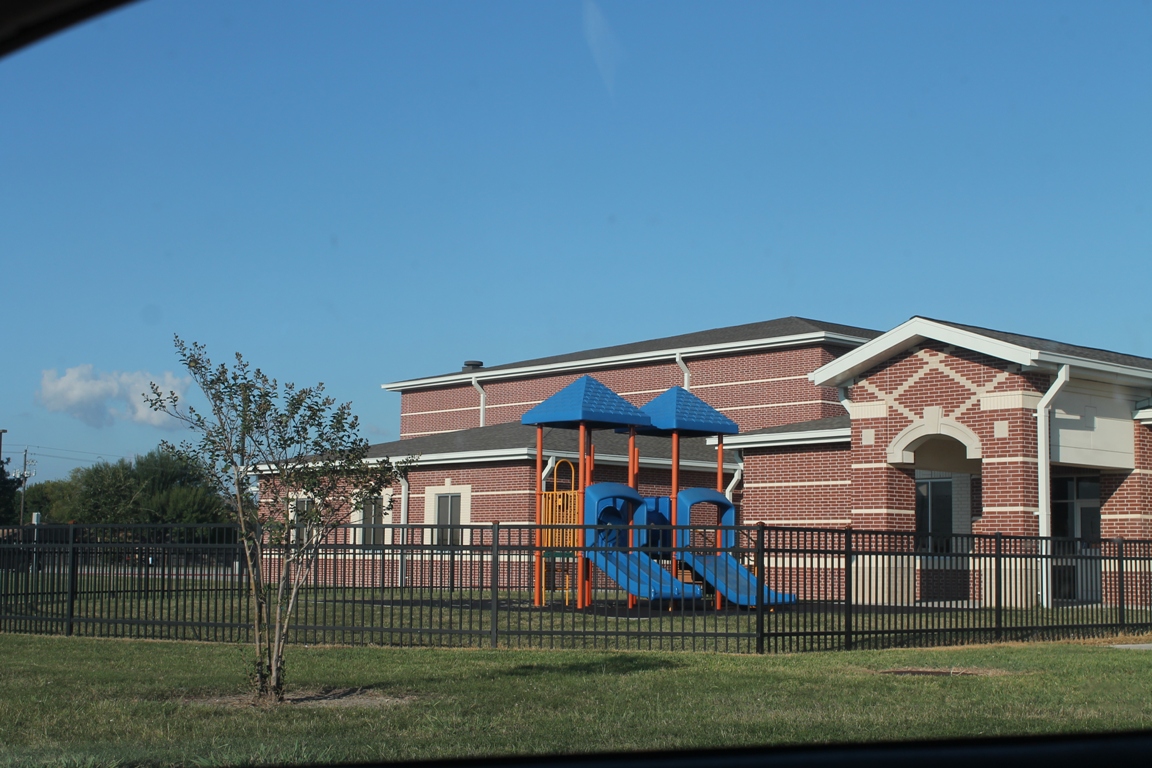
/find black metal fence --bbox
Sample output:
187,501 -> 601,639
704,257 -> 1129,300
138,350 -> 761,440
2,523 -> 1150,652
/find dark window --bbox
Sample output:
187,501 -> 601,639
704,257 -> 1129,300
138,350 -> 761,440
916,479 -> 953,553
435,493 -> 462,547
364,496 -> 386,546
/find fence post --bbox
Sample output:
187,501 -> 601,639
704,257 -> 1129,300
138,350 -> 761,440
756,523 -> 765,654
1116,538 -> 1126,630
843,528 -> 853,652
491,523 -> 500,649
64,524 -> 77,637
994,532 -> 1003,642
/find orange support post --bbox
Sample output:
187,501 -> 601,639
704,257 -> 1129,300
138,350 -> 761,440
628,427 -> 637,489
534,425 -> 544,607
715,434 -> 724,611
577,423 -> 586,609
585,430 -> 594,607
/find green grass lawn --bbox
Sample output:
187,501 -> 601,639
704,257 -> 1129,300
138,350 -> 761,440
1,633 -> 1151,767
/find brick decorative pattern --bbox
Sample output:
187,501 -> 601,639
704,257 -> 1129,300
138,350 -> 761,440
850,342 -> 1048,536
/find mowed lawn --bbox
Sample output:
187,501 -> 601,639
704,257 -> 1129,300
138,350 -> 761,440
1,633 -> 1151,767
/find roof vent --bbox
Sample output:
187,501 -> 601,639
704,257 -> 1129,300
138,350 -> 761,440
462,360 -> 484,372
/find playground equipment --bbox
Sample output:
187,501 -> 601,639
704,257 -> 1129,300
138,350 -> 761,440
522,376 -> 796,609
522,375 -> 652,608
583,483 -> 701,600
675,488 -> 796,606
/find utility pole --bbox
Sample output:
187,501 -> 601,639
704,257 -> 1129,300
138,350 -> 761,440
0,429 -> 6,469
19,448 -> 28,526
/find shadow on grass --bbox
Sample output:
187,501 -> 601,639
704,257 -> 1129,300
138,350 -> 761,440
503,655 -> 684,678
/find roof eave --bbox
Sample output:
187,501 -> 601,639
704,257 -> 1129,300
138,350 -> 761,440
707,428 -> 852,448
366,448 -> 737,472
384,331 -> 871,392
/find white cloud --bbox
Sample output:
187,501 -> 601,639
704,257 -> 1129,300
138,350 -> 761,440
37,365 -> 190,429
583,0 -> 622,95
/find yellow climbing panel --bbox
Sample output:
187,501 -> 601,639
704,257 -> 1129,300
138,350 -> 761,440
541,459 -> 580,550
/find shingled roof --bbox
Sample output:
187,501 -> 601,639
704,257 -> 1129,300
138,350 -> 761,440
385,316 -> 881,390
367,421 -> 735,465
930,318 -> 1152,373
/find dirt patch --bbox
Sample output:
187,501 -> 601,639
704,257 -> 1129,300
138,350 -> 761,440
877,667 -> 1012,677
185,687 -> 414,708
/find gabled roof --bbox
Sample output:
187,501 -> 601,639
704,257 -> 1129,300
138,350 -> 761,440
384,316 -> 880,392
636,386 -> 739,437
520,376 -> 651,429
811,317 -> 1152,388
365,421 -> 737,469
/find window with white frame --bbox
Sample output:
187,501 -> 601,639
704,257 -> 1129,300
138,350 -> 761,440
361,492 -> 391,546
423,480 -> 471,549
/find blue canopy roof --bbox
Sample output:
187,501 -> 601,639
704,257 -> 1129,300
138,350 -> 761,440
520,376 -> 652,430
635,386 -> 739,437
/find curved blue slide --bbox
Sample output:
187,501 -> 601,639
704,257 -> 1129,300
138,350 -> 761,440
584,483 -> 701,601
675,489 -> 796,607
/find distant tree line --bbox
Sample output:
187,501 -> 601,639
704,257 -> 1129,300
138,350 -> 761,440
7,447 -> 231,526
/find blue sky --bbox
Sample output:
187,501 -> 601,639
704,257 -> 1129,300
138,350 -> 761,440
2,0 -> 1150,481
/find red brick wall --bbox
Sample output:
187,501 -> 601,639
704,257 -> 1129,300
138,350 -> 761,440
1100,422 -> 1152,539
392,462 -> 719,526
741,444 -> 851,526
399,345 -> 849,437
850,342 -> 1047,536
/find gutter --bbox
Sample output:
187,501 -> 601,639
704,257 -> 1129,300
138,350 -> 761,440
710,429 -> 851,448
369,447 -> 738,472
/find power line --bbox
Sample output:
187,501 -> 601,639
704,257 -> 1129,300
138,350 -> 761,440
3,444 -> 129,459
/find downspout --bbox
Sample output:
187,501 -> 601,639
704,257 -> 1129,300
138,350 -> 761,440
1036,365 -> 1071,539
398,475 -> 410,589
838,385 -> 853,415
724,461 -> 743,503
540,455 -> 557,487
1036,364 -> 1070,609
675,352 -> 691,390
471,377 -> 486,427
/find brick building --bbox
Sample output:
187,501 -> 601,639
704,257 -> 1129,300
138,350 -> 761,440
367,316 -> 1152,557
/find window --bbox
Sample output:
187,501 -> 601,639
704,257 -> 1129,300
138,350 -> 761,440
423,481 -> 471,549
290,498 -> 315,543
1051,476 -> 1101,547
915,478 -> 953,553
363,495 -> 387,546
435,493 -> 462,547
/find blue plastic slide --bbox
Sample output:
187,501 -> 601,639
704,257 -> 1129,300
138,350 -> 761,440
674,488 -> 796,607
584,483 -> 701,601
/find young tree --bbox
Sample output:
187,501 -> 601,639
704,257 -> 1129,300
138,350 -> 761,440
146,337 -> 399,702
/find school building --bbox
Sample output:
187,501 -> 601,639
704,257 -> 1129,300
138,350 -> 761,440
367,316 -> 1152,553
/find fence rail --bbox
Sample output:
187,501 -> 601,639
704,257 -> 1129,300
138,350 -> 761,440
2,523 -> 1150,653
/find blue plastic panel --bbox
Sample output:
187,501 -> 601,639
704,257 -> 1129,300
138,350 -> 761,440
521,375 -> 652,429
635,386 -> 739,437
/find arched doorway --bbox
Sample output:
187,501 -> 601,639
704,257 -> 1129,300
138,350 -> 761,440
895,432 -> 982,603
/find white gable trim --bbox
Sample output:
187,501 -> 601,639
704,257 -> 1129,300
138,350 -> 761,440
811,317 -> 1152,388
810,318 -> 1037,388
